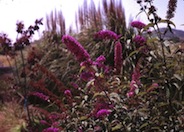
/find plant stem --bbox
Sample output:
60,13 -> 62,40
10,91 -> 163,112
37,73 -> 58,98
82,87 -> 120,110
14,56 -> 21,85
20,49 -> 32,124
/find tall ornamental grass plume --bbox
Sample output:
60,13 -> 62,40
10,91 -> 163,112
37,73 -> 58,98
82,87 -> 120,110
114,41 -> 122,74
62,35 -> 91,62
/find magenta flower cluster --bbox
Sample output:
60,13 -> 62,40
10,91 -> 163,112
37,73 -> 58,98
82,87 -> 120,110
94,30 -> 118,40
93,55 -> 106,69
62,35 -> 90,62
64,90 -> 72,97
96,109 -> 111,118
131,21 -> 146,30
133,35 -> 146,46
114,41 -> 122,74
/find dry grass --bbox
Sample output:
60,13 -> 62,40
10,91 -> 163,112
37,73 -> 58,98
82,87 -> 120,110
0,101 -> 27,132
0,55 -> 14,67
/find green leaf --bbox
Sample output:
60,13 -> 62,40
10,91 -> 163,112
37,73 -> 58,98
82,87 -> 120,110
158,102 -> 169,107
80,116 -> 88,121
174,74 -> 182,81
128,50 -> 138,58
140,122 -> 149,129
112,124 -> 123,131
92,92 -> 105,99
158,19 -> 176,28
147,38 -> 159,45
138,92 -> 147,97
144,23 -> 155,31
151,127 -> 161,130
79,66 -> 86,73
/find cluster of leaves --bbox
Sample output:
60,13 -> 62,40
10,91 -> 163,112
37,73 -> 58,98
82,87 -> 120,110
0,0 -> 183,131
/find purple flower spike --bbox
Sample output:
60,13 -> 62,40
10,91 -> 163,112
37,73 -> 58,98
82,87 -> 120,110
131,21 -> 146,30
31,92 -> 49,101
93,55 -> 106,68
80,71 -> 94,81
133,35 -> 146,46
114,41 -> 122,74
62,35 -> 90,62
95,30 -> 118,40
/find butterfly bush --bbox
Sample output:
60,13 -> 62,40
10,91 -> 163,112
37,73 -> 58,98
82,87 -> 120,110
127,65 -> 141,97
131,21 -> 146,30
62,35 -> 91,62
114,41 -> 122,74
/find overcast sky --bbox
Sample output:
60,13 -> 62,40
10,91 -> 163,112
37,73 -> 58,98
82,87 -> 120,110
0,0 -> 183,42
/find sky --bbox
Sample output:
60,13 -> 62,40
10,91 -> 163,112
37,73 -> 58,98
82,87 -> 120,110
0,0 -> 183,42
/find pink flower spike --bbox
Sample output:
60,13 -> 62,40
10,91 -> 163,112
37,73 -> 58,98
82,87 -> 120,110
130,80 -> 138,92
114,41 -> 122,74
62,35 -> 90,62
133,35 -> 146,46
31,92 -> 49,101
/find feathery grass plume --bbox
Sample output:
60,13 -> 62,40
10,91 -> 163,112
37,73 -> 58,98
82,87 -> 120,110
102,0 -> 126,34
62,35 -> 90,62
166,0 -> 178,19
114,41 -> 122,74
76,0 -> 103,32
45,9 -> 66,43
76,0 -> 126,34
